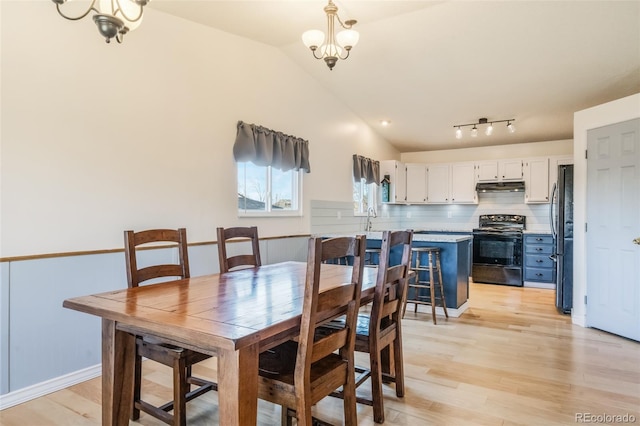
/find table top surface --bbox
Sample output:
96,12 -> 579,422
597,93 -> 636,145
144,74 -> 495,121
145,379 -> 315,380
63,261 -> 377,353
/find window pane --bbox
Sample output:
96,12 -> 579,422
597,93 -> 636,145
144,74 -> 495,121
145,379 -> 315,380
238,162 -> 267,212
353,179 -> 363,213
271,168 -> 296,210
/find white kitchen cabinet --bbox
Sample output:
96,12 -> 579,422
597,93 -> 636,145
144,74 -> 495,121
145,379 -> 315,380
476,159 -> 523,181
426,163 -> 450,203
476,161 -> 499,181
524,157 -> 550,203
380,160 -> 406,203
500,159 -> 524,180
450,162 -> 477,204
405,163 -> 427,203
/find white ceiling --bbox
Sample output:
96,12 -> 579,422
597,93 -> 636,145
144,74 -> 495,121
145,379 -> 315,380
149,0 -> 640,152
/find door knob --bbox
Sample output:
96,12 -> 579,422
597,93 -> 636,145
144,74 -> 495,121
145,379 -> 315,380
634,237 -> 640,245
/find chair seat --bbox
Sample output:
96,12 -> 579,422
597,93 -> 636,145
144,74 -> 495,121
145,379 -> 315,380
259,340 -> 347,385
320,314 -> 394,339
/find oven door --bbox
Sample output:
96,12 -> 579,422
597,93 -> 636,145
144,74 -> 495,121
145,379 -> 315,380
472,232 -> 523,286
473,232 -> 522,266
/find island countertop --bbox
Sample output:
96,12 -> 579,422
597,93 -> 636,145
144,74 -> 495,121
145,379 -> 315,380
318,231 -> 472,243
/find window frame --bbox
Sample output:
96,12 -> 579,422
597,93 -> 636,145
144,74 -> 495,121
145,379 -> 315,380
237,162 -> 304,217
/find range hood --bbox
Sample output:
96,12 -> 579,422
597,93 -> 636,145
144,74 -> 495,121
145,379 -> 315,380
476,181 -> 526,193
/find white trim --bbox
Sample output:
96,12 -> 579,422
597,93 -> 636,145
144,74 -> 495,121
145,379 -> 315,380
0,364 -> 101,410
524,281 -> 556,290
404,301 -> 469,318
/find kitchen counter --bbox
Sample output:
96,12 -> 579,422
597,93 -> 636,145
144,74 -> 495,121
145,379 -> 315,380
318,231 -> 471,314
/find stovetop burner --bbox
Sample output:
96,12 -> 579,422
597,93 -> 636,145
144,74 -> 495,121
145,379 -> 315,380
475,214 -> 526,232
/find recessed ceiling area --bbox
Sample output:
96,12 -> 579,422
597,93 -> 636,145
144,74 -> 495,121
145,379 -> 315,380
149,0 -> 640,152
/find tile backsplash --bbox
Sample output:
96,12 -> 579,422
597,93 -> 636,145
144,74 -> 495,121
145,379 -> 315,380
311,192 -> 551,235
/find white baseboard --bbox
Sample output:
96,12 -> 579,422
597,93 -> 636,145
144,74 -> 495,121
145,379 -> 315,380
404,301 -> 469,318
524,281 -> 556,289
0,364 -> 101,410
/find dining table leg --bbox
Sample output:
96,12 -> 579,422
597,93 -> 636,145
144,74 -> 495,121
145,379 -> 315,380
102,319 -> 135,426
217,343 -> 259,425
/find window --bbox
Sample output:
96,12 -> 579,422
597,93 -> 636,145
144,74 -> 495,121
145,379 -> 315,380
353,178 -> 377,215
237,162 -> 302,215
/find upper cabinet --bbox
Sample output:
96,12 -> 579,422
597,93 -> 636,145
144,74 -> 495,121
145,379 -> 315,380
405,163 -> 427,203
380,160 -> 406,203
500,159 -> 524,180
450,162 -> 477,204
524,157 -> 550,203
426,163 -> 450,203
476,161 -> 499,181
476,159 -> 524,182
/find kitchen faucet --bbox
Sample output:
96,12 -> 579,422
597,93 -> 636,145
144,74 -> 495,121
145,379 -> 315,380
366,206 -> 377,231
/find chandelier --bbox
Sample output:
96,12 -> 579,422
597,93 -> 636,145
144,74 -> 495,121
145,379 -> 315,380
51,0 -> 149,43
302,0 -> 359,70
454,117 -> 515,139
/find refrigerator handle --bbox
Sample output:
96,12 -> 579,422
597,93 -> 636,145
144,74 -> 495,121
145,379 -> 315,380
550,182 -> 558,239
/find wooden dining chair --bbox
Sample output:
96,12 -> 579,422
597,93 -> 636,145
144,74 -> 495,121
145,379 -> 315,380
324,229 -> 413,424
257,235 -> 366,426
124,228 -> 216,426
216,226 -> 262,273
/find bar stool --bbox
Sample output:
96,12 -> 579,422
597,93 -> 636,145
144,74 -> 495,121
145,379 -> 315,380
405,246 -> 449,324
364,247 -> 381,267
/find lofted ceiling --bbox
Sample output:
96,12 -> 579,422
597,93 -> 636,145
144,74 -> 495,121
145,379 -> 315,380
149,0 -> 640,152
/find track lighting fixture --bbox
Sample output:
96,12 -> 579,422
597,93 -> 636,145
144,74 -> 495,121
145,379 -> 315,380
453,117 -> 515,139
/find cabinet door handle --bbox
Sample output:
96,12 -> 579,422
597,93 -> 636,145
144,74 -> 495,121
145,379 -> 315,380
536,238 -> 543,241
536,247 -> 543,251
634,237 -> 640,245
536,259 -> 543,263
536,273 -> 543,277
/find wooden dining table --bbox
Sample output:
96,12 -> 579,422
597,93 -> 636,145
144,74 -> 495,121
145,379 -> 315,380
63,261 -> 378,426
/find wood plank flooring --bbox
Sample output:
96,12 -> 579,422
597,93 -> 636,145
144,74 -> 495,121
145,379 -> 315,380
2,282 -> 639,425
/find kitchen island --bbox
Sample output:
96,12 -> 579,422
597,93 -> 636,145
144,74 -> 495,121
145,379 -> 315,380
321,231 -> 472,316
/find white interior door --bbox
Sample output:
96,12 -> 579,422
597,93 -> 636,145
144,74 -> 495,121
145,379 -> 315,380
586,118 -> 640,341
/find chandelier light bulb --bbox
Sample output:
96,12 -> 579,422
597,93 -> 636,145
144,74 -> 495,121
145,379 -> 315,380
507,121 -> 516,133
470,125 -> 478,138
485,123 -> 493,136
455,127 -> 463,139
302,29 -> 325,49
336,29 -> 359,49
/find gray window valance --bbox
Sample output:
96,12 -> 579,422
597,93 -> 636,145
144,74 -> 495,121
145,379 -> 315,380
233,121 -> 311,173
353,154 -> 380,185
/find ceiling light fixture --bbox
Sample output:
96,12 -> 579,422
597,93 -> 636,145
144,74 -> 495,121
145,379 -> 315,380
380,120 -> 391,127
453,117 -> 515,139
302,0 -> 359,70
51,0 -> 149,43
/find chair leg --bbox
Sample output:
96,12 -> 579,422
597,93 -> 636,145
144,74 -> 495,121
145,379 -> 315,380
172,356 -> 188,426
343,360 -> 359,426
296,399 -> 314,426
131,345 -> 142,421
437,252 -> 449,319
281,405 -> 293,426
429,253 -> 437,325
369,345 -> 385,424
393,332 -> 405,398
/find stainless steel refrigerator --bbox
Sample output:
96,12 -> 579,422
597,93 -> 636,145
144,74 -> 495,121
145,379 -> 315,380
550,164 -> 574,314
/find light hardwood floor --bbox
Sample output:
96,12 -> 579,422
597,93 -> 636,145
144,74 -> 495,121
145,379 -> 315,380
2,283 -> 639,425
